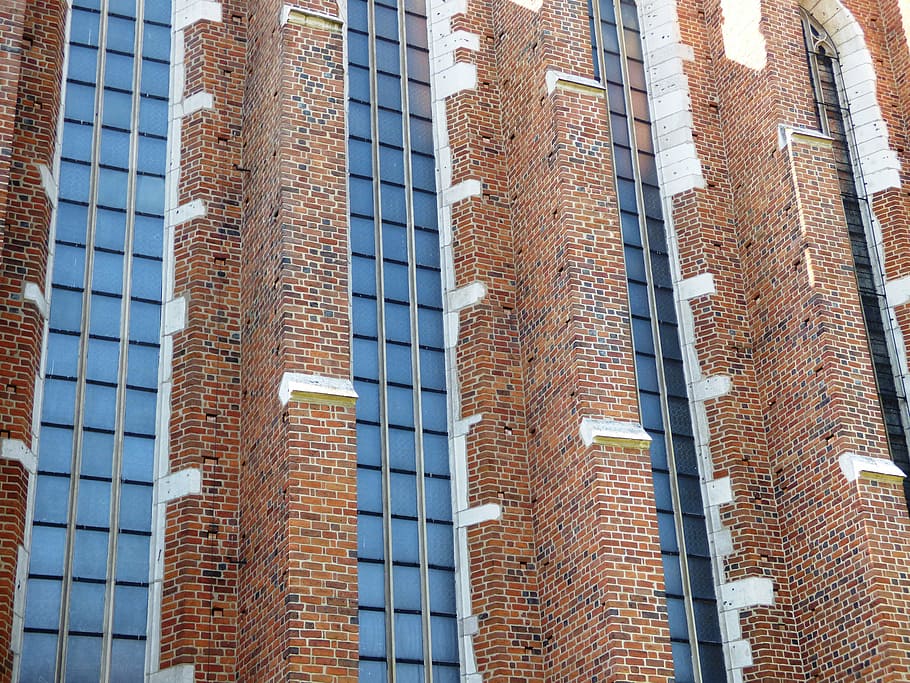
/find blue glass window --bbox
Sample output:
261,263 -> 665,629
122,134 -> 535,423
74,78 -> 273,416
349,0 -> 459,675
20,0 -> 171,678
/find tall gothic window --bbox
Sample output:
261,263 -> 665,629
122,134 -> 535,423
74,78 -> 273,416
801,10 -> 910,504
589,1 -> 726,680
19,0 -> 171,680
347,0 -> 461,678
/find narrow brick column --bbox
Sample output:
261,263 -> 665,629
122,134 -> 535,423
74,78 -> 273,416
238,2 -> 357,680
157,2 -> 245,679
427,0 -> 545,675
0,0 -> 65,675
490,1 -> 675,675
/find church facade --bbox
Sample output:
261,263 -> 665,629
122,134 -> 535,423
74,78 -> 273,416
1,0 -> 910,680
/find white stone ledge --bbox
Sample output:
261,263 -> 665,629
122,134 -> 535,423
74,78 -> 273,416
1,439 -> 36,474
580,418 -> 651,449
180,91 -> 214,118
456,503 -> 501,528
777,124 -> 832,151
544,70 -> 605,96
435,30 -> 479,55
22,281 -> 48,319
720,577 -> 774,611
158,468 -> 202,504
279,372 -> 358,406
839,451 -> 906,482
280,4 -> 343,30
454,413 -> 482,437
170,199 -> 207,227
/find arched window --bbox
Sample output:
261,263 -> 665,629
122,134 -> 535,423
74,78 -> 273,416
801,8 -> 910,505
588,1 -> 727,681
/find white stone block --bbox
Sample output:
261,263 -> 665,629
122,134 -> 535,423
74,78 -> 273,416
839,451 -> 906,482
158,468 -> 202,503
164,296 -> 188,336
693,375 -> 732,402
706,476 -> 733,507
885,275 -> 910,308
22,281 -> 48,319
1,439 -> 36,474
443,179 -> 482,206
278,372 -> 358,405
174,0 -> 222,31
720,577 -> 774,611
728,638 -> 754,669
579,418 -> 651,448
150,665 -> 196,683
448,281 -> 486,311
678,272 -> 716,300
456,503 -> 501,528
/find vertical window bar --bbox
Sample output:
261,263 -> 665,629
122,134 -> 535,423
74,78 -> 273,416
395,0 -> 436,676
100,0 -> 146,675
55,2 -> 111,675
364,0 -> 399,673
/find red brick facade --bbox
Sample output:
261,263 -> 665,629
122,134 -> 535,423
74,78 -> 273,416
1,0 -> 910,681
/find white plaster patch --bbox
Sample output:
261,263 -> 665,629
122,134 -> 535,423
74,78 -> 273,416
22,281 -> 48,319
37,164 -> 57,208
456,503 -> 501,528
839,451 -> 907,482
163,296 -> 188,336
158,468 -> 202,503
720,0 -> 767,70
579,418 -> 651,448
720,577 -> 774,611
692,375 -> 732,402
885,275 -> 910,308
677,272 -> 715,300
150,664 -> 196,683
278,371 -> 358,406
174,0 -> 222,31
1,439 -> 37,475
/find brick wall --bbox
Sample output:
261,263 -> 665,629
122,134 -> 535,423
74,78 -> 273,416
158,2 -> 245,679
238,1 -> 357,679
